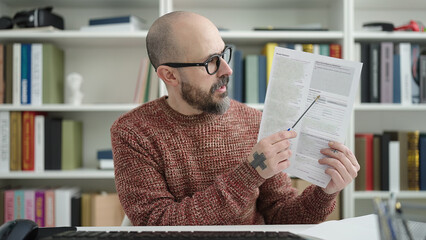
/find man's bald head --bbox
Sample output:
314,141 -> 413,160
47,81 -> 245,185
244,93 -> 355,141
146,11 -> 222,69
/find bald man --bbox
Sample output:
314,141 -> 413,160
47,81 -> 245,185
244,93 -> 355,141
111,11 -> 360,226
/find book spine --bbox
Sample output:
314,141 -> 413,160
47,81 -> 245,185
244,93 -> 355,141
420,55 -> 426,103
360,43 -> 370,103
5,44 -> 13,104
44,189 -> 55,227
34,114 -> 45,172
329,43 -> 342,58
4,190 -> 15,222
14,189 -> 25,219
233,50 -> 243,102
0,111 -> 10,172
12,43 -> 21,105
31,44 -> 43,106
244,55 -> 259,104
89,16 -> 132,25
258,55 -> 267,104
393,53 -> 401,103
10,111 -> 22,171
24,190 -> 35,221
399,43 -> 412,105
407,131 -> 420,190
369,43 -> 380,103
22,111 -> 35,171
411,44 -> 420,103
380,42 -> 393,103
35,190 -> 45,227
419,134 -> 426,190
389,141 -> 400,192
0,44 -> 4,104
319,44 -> 330,56
21,44 -> 31,105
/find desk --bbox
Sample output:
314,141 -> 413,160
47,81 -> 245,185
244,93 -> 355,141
76,214 -> 380,240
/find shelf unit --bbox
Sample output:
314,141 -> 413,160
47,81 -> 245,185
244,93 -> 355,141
1,0 -> 426,220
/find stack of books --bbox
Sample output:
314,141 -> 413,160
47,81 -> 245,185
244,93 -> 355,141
80,15 -> 146,32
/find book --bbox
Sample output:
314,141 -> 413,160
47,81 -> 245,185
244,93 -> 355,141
34,114 -> 45,172
14,189 -> 25,220
232,49 -> 243,102
302,44 -> 314,53
389,141 -> 400,192
411,44 -> 420,103
97,149 -> 113,170
0,111 -> 10,172
420,54 -> 426,103
22,111 -> 36,171
398,131 -> 409,191
0,44 -> 4,104
397,43 -> 412,105
0,188 -> 5,223
55,187 -> 80,227
355,134 -> 374,191
407,131 -> 420,190
148,65 -> 159,101
82,16 -> 146,32
31,43 -> 43,106
35,189 -> 45,227
393,50 -> 401,103
21,44 -> 32,105
44,189 -> 55,227
42,44 -> 65,104
5,44 -> 14,104
373,135 -> 381,191
91,193 -> 125,226
89,15 -> 146,26
24,189 -> 35,221
319,44 -> 330,56
12,43 -> 21,105
369,43 -> 380,103
10,111 -> 22,171
419,133 -> 426,190
71,193 -> 82,226
61,120 -> 83,170
244,55 -> 259,103
329,43 -> 342,58
81,193 -> 93,226
262,42 -> 278,85
4,189 -> 15,222
360,43 -> 370,103
258,55 -> 267,103
380,42 -> 393,103
380,132 -> 392,190
133,58 -> 150,104
44,117 -> 62,170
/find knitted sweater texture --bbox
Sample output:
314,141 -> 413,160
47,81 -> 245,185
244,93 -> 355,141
111,96 -> 336,226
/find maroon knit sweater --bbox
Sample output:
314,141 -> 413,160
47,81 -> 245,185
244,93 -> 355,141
111,96 -> 337,226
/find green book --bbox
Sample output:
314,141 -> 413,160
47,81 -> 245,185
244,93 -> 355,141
42,44 -> 64,104
319,44 -> 330,56
244,55 -> 259,103
61,120 -> 83,170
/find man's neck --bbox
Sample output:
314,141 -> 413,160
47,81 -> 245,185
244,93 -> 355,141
166,95 -> 203,116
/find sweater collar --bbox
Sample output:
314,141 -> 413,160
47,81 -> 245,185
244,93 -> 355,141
158,96 -> 226,125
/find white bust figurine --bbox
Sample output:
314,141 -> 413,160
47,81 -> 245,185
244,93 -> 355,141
66,72 -> 84,105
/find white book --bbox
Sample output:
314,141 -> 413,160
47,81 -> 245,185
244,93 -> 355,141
55,187 -> 80,227
12,43 -> 21,105
0,111 -> 10,172
313,44 -> 320,55
399,43 -> 412,105
354,42 -> 362,104
98,159 -> 114,169
389,141 -> 400,192
31,44 -> 43,106
24,189 -> 36,221
34,115 -> 45,172
294,44 -> 303,52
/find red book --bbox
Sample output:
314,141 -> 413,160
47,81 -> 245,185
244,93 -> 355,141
329,43 -> 342,59
355,133 -> 374,191
22,111 -> 36,171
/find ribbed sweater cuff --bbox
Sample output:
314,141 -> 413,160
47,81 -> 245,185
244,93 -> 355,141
312,186 -> 339,204
229,161 -> 266,190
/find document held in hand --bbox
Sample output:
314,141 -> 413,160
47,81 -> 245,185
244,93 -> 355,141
258,47 -> 363,188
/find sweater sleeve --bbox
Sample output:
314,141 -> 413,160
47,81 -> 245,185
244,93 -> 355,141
257,173 -> 338,224
111,125 -> 266,226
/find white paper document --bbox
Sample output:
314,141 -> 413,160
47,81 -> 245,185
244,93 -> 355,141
258,47 -> 362,188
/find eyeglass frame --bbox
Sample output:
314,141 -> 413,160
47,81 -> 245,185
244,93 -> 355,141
158,45 -> 232,75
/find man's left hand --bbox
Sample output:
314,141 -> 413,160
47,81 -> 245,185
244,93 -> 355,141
319,141 -> 360,195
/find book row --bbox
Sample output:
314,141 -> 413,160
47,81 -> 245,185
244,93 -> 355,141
0,187 -> 124,227
0,43 -> 65,105
354,131 -> 426,192
0,111 -> 82,172
229,42 -> 342,104
357,42 -> 426,104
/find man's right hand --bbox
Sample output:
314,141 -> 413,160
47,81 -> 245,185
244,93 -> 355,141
247,130 -> 297,179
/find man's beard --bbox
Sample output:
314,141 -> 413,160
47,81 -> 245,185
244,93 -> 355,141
180,76 -> 231,115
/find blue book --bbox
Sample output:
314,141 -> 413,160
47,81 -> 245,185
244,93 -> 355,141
89,15 -> 143,25
393,54 -> 401,103
258,55 -> 267,103
14,189 -> 25,219
97,149 -> 113,159
232,50 -> 243,102
419,134 -> 426,190
21,44 -> 31,104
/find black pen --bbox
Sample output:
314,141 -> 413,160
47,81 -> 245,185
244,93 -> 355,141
287,95 -> 320,131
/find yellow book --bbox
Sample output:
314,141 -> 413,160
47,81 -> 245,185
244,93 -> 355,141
302,44 -> 314,53
407,131 -> 420,190
262,42 -> 278,85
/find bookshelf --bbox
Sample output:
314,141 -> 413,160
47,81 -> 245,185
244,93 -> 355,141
1,0 -> 425,223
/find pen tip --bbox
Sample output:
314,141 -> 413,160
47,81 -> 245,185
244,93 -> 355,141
316,95 -> 320,100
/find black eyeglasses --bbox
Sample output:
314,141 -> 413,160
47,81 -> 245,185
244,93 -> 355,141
159,46 -> 232,75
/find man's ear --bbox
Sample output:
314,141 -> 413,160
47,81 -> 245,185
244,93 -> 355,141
156,66 -> 179,87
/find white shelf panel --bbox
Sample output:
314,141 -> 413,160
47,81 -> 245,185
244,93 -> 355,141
354,191 -> 426,199
0,169 -> 114,179
221,31 -> 343,44
355,32 -> 426,41
0,104 -> 139,112
354,104 -> 426,111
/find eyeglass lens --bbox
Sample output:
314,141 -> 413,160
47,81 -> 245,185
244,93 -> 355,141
207,47 -> 232,74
